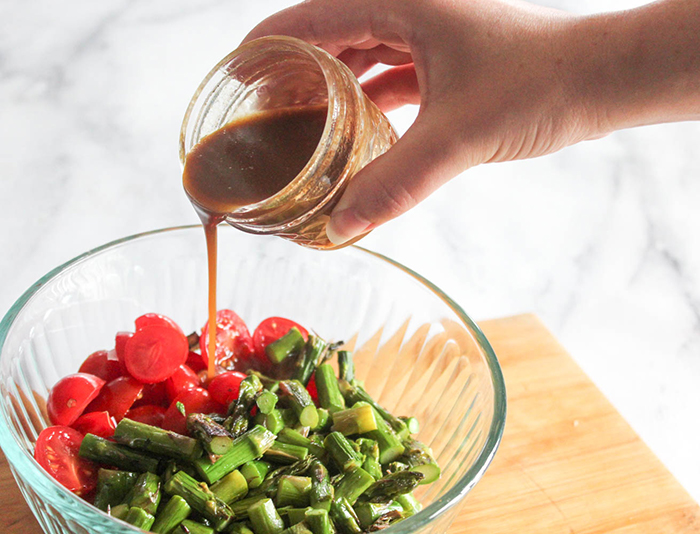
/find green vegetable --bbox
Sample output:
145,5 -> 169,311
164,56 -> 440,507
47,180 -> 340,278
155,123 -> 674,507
276,476 -> 312,508
330,402 -> 378,436
151,495 -> 192,534
174,519 -> 214,534
362,471 -> 424,503
163,470 -> 235,531
315,364 -> 345,414
210,469 -> 249,504
187,413 -> 234,456
293,335 -> 327,386
333,466 -> 375,505
266,327 -> 305,364
304,508 -> 333,534
79,433 -> 160,473
125,472 -> 161,515
337,351 -> 354,383
264,441 -> 309,465
329,498 -> 361,534
93,469 -> 138,512
323,432 -> 362,472
124,506 -> 156,530
279,380 -> 318,428
248,498 -> 285,534
114,417 -> 202,462
241,460 -> 271,489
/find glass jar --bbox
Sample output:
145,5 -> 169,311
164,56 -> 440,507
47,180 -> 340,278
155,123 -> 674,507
180,36 -> 398,250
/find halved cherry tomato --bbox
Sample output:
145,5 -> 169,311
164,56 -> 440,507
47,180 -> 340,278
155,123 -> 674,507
35,426 -> 97,495
47,373 -> 106,427
200,309 -> 254,372
162,388 -> 226,435
72,411 -> 116,438
115,331 -> 133,365
307,372 -> 319,405
253,317 -> 309,366
165,365 -> 200,402
208,371 -> 247,406
135,313 -> 184,335
126,405 -> 166,428
86,376 -> 144,421
124,325 -> 188,384
133,381 -> 168,408
186,351 -> 207,373
78,350 -> 124,382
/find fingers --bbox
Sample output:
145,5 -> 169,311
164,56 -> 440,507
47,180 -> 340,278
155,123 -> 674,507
337,46 -> 413,78
325,116 -> 464,246
362,64 -> 420,113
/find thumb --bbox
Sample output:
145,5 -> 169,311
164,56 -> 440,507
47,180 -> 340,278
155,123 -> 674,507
326,115 -> 465,246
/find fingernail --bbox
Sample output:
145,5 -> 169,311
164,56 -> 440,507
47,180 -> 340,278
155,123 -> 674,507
326,209 -> 373,246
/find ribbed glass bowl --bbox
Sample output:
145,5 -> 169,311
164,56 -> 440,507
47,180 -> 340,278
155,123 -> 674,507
0,225 -> 505,534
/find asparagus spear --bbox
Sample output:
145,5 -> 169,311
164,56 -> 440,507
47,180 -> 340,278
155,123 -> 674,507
304,508 -> 333,534
152,495 -> 192,534
329,497 -> 361,534
308,460 -> 334,512
323,432 -> 362,472
264,409 -> 287,434
266,327 -> 306,364
230,494 -> 269,518
293,336 -> 327,386
353,502 -> 402,529
277,428 -> 326,461
210,469 -> 249,504
330,402 -> 378,436
125,472 -> 162,515
361,472 -> 424,503
187,413 -> 234,456
313,409 -> 331,433
163,470 -> 235,531
400,439 -> 441,484
256,390 -> 279,414
124,506 -> 156,530
264,441 -> 309,465
395,493 -> 422,516
93,469 -> 138,512
343,384 -> 407,437
356,439 -> 382,480
114,418 -> 202,462
252,457 -> 314,498
337,351 -> 354,383
399,416 -> 420,435
334,466 -> 375,505
174,519 -> 215,534
225,375 -> 264,438
276,476 -> 312,508
227,522 -> 255,534
79,433 -> 160,473
281,522 -> 313,534
364,417 -> 405,464
194,425 -> 277,484
110,503 -> 130,521
314,364 -> 345,414
279,380 -> 318,428
248,498 -> 285,534
241,460 -> 271,489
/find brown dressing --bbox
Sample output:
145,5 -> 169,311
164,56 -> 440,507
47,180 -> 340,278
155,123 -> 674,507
183,105 -> 327,378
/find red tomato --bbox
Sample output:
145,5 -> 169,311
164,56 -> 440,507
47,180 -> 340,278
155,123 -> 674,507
200,309 -> 254,372
135,313 -> 184,335
133,381 -> 168,408
162,388 -> 226,435
186,350 -> 207,373
124,325 -> 188,384
86,376 -> 144,421
115,331 -> 133,365
47,373 -> 106,427
35,426 -> 97,495
165,365 -> 201,402
307,372 -> 319,404
78,350 -> 124,382
253,317 -> 309,365
126,405 -> 166,427
72,411 -> 116,438
208,371 -> 247,406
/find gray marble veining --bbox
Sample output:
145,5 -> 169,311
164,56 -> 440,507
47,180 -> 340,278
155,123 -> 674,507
1,0 -> 699,503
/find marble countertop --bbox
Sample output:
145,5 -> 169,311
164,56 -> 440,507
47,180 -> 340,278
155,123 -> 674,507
2,0 -> 698,502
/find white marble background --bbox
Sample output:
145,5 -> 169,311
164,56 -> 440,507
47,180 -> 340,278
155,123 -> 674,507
1,0 -> 699,503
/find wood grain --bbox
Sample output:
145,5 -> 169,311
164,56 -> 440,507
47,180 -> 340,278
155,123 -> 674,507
1,314 -> 697,533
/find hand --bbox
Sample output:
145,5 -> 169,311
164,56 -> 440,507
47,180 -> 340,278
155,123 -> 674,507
244,0 -> 700,245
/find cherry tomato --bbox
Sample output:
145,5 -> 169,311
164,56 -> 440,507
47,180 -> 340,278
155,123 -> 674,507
115,331 -> 133,365
47,373 -> 106,427
207,371 -> 247,406
78,350 -> 124,382
72,411 -> 116,438
133,381 -> 168,408
200,309 -> 254,372
126,405 -> 166,428
86,376 -> 144,421
307,372 -> 319,405
165,365 -> 201,402
253,317 -> 309,366
135,313 -> 184,335
161,388 -> 226,435
34,426 -> 97,495
186,351 -> 207,373
124,325 -> 188,384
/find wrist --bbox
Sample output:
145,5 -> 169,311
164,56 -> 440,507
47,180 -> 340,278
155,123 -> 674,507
565,0 -> 700,137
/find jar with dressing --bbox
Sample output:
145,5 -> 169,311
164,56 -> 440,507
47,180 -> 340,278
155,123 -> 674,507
180,36 -> 398,250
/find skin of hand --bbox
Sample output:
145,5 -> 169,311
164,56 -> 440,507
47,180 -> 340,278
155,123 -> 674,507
244,0 -> 700,246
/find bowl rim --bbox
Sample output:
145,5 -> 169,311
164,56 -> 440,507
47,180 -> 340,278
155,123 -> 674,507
0,224 -> 506,533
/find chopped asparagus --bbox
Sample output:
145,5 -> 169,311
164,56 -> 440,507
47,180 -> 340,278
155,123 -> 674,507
248,498 -> 285,534
94,469 -> 138,512
337,351 -> 354,383
225,375 -> 264,438
79,433 -> 160,473
152,495 -> 192,534
353,502 -> 402,529
110,503 -> 130,521
329,497 -> 361,534
125,472 -> 161,515
364,416 -> 405,464
330,402 -> 378,436
323,432 -> 362,472
395,493 -> 422,516
174,519 -> 215,534
400,439 -> 441,484
279,380 -> 318,428
264,441 -> 309,465
210,469 -> 249,504
125,506 -> 156,530
315,364 -> 345,414
304,508 -> 333,534
163,470 -> 235,531
114,417 -> 202,462
334,466 -> 375,505
344,384 -> 407,437
308,460 -> 334,512
256,390 -> 279,414
362,471 -> 424,503
293,336 -> 327,386
187,413 -> 234,456
241,460 -> 271,489
276,476 -> 312,508
266,327 -> 306,365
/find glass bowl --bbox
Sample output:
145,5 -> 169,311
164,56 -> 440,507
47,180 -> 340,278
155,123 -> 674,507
0,225 -> 506,534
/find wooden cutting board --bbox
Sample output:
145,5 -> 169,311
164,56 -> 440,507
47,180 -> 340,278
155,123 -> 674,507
1,314 -> 698,533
